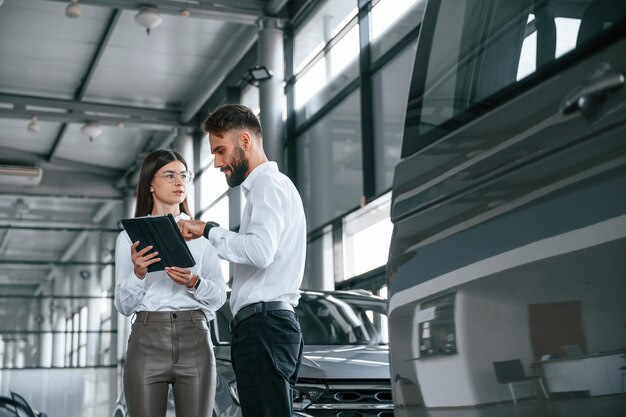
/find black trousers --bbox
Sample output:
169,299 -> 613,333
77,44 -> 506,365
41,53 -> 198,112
231,309 -> 303,417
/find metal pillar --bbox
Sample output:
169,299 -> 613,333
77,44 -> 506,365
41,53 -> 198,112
39,298 -> 53,367
257,18 -> 285,170
174,132 -> 195,214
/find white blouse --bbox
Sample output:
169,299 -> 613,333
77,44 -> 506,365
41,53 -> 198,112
114,213 -> 226,319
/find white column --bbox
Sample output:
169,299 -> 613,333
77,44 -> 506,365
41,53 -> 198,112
86,298 -> 101,366
174,132 -> 195,214
39,298 -> 53,367
51,315 -> 66,367
14,339 -> 25,368
257,18 -> 285,170
85,235 -> 101,367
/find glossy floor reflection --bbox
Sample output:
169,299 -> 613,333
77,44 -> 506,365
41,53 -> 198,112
394,395 -> 626,417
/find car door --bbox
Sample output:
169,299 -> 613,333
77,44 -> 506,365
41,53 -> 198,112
387,0 -> 626,414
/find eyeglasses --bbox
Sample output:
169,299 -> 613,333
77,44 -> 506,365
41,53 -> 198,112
155,170 -> 193,183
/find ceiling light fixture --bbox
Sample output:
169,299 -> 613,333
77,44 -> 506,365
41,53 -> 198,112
135,7 -> 162,35
27,117 -> 40,133
13,198 -> 29,214
244,65 -> 273,87
81,121 -> 103,142
66,0 -> 81,18
249,65 -> 273,82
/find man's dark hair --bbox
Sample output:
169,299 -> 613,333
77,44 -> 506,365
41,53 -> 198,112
202,104 -> 263,139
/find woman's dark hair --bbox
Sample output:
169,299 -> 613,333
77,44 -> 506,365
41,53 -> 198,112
134,149 -> 192,218
202,104 -> 263,139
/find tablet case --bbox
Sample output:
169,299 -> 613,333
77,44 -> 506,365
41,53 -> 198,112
121,213 -> 196,272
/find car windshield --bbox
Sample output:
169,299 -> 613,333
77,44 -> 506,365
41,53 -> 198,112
213,292 -> 389,346
296,292 -> 388,345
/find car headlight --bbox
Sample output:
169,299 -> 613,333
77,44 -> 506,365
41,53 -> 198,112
292,383 -> 326,411
228,380 -> 240,406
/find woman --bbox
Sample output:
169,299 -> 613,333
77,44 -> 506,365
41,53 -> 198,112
114,148 -> 226,417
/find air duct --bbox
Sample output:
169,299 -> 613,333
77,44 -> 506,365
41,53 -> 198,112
0,165 -> 43,187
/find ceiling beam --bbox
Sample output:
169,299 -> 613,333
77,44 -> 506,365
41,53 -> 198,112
40,0 -> 265,25
0,146 -> 124,176
181,25 -> 259,122
0,225 -> 119,233
0,192 -> 122,203
0,93 -> 185,129
48,9 -> 123,161
0,260 -> 115,267
77,11 -> 122,100
266,0 -> 289,15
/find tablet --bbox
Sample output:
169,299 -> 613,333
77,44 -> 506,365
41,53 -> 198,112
121,213 -> 195,272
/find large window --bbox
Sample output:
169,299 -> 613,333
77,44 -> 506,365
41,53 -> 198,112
284,0 -> 424,288
294,2 -> 359,123
294,1 -> 357,73
196,138 -> 231,282
342,193 -> 392,280
302,226 -> 334,290
370,0 -> 424,61
371,41 -> 417,192
296,90 -> 363,231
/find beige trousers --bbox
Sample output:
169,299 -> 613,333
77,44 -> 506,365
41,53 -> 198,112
124,310 -> 216,417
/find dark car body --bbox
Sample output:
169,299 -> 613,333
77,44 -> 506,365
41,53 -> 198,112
387,0 -> 626,416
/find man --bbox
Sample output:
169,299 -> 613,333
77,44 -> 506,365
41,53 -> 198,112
177,104 -> 306,417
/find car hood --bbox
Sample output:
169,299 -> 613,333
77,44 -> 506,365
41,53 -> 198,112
299,345 -> 390,379
215,344 -> 390,379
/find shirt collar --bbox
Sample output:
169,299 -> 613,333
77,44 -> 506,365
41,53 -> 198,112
176,212 -> 191,221
241,161 -> 277,194
148,212 -> 190,221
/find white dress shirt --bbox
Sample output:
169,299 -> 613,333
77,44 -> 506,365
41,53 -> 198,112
208,161 -> 307,315
114,213 -> 226,319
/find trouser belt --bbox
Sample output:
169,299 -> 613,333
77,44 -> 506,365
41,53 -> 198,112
230,301 -> 294,332
135,310 -> 205,323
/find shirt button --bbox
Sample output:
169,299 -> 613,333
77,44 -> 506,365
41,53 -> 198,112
173,313 -> 177,319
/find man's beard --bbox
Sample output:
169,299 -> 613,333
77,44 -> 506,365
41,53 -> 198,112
224,145 -> 249,188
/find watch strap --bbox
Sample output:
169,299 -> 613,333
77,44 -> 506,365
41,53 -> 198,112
202,221 -> 219,239
188,276 -> 201,294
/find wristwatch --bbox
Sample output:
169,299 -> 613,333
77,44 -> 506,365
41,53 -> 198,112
202,221 -> 220,239
188,276 -> 202,293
